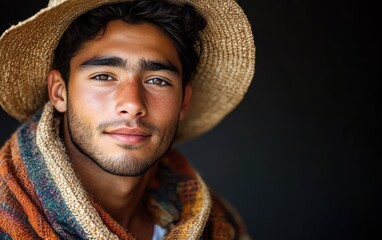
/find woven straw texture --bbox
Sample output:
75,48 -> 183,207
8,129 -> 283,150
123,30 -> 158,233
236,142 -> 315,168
0,0 -> 255,142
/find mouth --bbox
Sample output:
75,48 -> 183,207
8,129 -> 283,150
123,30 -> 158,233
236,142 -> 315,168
104,127 -> 151,145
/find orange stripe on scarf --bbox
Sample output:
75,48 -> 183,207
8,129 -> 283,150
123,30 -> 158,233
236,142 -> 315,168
0,134 -> 58,239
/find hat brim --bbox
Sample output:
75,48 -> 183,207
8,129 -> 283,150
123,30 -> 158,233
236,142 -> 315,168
0,0 -> 255,143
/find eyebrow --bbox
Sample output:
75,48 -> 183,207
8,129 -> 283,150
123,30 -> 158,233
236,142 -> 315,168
80,56 -> 126,69
79,56 -> 180,76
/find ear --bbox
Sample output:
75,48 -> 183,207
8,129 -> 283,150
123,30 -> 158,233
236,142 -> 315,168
179,82 -> 192,120
47,69 -> 67,113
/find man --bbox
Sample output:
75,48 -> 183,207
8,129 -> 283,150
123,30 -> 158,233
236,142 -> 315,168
0,0 -> 255,239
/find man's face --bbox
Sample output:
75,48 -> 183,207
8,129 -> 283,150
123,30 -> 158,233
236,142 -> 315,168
60,20 -> 188,176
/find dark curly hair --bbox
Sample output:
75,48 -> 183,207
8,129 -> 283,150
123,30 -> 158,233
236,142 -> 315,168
53,0 -> 206,87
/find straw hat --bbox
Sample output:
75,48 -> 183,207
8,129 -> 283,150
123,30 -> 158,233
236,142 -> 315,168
0,0 -> 255,142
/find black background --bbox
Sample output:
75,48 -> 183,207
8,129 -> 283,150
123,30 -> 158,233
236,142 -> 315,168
0,0 -> 380,239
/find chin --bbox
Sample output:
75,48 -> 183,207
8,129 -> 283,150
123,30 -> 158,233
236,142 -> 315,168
90,151 -> 159,177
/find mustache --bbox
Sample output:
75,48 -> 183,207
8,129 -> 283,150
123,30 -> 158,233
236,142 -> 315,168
96,119 -> 160,134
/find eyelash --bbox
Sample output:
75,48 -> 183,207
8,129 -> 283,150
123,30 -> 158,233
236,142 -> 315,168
91,74 -> 114,81
146,78 -> 171,87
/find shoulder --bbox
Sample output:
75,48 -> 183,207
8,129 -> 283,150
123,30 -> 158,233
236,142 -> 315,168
203,190 -> 251,240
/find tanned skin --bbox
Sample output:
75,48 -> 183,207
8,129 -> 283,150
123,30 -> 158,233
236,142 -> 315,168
48,20 -> 192,239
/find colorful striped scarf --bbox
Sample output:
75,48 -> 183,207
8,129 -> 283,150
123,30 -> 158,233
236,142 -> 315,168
0,103 -> 249,239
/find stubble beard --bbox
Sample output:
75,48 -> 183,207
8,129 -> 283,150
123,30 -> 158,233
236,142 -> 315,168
66,103 -> 178,177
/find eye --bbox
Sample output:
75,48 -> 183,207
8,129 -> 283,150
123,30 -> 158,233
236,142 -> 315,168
146,78 -> 170,86
91,74 -> 114,81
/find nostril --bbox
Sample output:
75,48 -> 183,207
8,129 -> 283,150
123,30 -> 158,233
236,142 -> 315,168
118,110 -> 144,116
116,102 -> 146,117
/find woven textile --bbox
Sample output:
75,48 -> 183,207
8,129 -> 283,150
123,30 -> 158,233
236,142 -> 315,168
0,103 -> 249,239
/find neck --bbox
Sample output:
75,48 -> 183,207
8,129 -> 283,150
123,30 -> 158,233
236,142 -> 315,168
62,118 -> 155,236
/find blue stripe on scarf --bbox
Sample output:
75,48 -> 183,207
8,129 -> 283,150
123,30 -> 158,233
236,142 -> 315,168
17,111 -> 88,239
0,232 -> 12,240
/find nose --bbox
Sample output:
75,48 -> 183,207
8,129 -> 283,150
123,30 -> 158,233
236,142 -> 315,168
115,80 -> 147,118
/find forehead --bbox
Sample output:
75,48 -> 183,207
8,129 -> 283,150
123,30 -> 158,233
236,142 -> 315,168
72,20 -> 181,69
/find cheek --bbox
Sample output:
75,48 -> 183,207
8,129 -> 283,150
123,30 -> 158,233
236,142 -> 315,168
68,84 -> 110,122
148,92 -> 183,121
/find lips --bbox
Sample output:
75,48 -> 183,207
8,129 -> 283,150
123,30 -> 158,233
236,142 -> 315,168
104,128 -> 151,145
